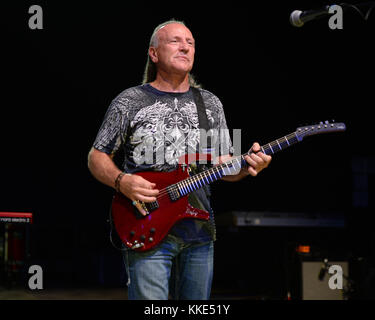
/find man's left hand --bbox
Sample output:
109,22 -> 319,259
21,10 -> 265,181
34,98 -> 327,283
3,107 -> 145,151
243,142 -> 272,177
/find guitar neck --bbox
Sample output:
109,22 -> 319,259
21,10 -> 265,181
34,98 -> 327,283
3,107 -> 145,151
173,131 -> 301,198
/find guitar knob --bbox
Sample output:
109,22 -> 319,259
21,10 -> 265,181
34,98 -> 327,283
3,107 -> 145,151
149,237 -> 154,242
150,228 -> 156,234
140,235 -> 146,241
130,231 -> 135,237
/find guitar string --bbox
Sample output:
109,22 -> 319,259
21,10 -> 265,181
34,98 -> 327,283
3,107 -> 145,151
153,131 -> 304,199
154,164 -> 240,201
144,124 -> 336,204
154,163 -> 238,199
151,130 -> 305,201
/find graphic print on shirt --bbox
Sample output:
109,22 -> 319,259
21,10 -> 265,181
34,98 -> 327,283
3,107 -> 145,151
130,97 -> 213,168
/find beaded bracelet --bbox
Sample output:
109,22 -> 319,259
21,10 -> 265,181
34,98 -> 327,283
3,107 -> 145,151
115,172 -> 131,192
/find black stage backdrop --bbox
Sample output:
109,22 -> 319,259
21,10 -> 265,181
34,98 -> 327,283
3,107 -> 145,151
1,1 -> 374,298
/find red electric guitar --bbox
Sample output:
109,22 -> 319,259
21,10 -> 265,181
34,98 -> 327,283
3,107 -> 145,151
111,121 -> 346,251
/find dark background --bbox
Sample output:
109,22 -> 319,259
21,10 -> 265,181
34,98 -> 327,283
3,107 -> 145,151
1,0 -> 374,298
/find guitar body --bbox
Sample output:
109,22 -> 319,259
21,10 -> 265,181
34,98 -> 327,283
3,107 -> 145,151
111,166 -> 210,252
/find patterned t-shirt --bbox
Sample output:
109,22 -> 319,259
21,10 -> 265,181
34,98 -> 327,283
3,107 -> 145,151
93,84 -> 233,242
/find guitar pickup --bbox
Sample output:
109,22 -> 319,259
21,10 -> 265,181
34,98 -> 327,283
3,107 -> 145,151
145,201 -> 159,212
168,188 -> 180,202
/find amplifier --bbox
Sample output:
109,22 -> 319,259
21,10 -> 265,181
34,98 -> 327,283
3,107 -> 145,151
232,211 -> 345,228
302,261 -> 349,300
0,212 -> 33,224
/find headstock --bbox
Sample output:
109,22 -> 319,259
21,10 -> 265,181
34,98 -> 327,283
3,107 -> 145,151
296,121 -> 346,140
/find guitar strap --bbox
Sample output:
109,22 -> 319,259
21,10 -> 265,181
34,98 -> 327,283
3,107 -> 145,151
191,87 -> 212,154
191,87 -> 213,200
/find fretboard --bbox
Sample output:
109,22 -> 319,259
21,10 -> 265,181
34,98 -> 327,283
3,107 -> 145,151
171,131 -> 301,198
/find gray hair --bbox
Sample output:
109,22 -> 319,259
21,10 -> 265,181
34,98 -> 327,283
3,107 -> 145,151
142,19 -> 201,88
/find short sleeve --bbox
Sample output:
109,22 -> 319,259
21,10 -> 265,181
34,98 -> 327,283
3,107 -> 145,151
92,100 -> 128,155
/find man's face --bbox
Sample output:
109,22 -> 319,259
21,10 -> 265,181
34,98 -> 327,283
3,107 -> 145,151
150,23 -> 195,76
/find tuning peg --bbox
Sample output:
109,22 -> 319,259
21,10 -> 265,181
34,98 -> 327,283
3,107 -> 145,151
325,120 -> 329,124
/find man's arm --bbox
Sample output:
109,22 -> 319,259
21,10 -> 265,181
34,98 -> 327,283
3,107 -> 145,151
87,147 -> 159,215
217,142 -> 272,182
87,147 -> 122,190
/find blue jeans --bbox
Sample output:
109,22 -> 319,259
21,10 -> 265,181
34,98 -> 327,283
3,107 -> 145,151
122,234 -> 214,300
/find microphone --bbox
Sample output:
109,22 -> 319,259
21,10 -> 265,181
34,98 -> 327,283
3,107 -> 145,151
290,5 -> 336,27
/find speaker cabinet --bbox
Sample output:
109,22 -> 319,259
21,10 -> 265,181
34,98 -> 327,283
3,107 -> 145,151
302,261 -> 348,300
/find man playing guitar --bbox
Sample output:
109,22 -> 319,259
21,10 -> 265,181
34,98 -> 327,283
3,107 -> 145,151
88,20 -> 271,300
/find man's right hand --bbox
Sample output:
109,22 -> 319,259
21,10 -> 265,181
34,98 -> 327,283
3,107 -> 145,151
119,174 -> 159,216
87,148 -> 159,216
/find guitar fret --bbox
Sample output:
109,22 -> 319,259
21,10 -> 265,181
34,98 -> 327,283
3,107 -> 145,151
221,164 -> 227,176
268,143 -> 274,154
276,139 -> 283,151
276,139 -> 282,150
191,177 -> 198,190
190,179 -> 196,192
196,175 -> 202,187
197,175 -> 203,187
180,182 -> 187,195
194,175 -> 201,187
183,180 -> 190,193
207,169 -> 214,182
178,182 -> 183,195
212,168 -> 217,179
209,169 -> 216,180
200,172 -> 206,184
232,159 -> 240,173
184,180 -> 191,193
292,133 -> 300,144
227,162 -> 234,174
215,166 -> 222,178
222,164 -> 229,176
177,183 -> 184,195
218,167 -> 223,177
228,161 -> 237,174
284,136 -> 290,146
235,157 -> 242,169
188,179 -> 195,191
203,171 -> 210,184
225,164 -> 231,175
189,179 -> 194,192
